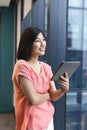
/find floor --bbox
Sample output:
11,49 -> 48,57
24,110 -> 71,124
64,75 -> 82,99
0,113 -> 16,130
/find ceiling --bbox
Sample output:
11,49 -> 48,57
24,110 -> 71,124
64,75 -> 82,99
0,0 -> 13,7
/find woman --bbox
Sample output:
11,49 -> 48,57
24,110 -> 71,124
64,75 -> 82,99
12,27 -> 69,130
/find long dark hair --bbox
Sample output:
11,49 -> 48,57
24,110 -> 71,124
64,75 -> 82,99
17,27 -> 46,60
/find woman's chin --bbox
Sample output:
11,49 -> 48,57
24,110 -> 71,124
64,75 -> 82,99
40,52 -> 45,56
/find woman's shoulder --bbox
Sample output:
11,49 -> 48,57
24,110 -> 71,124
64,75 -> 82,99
14,60 -> 30,70
13,60 -> 33,75
15,59 -> 28,66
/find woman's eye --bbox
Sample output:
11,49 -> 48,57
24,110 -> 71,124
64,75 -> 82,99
43,38 -> 46,41
34,38 -> 45,43
35,39 -> 40,42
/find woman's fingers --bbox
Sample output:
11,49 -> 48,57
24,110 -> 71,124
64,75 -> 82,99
58,72 -> 69,92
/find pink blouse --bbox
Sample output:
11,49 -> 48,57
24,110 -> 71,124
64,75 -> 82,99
12,60 -> 55,130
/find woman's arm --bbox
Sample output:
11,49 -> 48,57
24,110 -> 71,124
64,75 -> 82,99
19,76 -> 50,105
48,72 -> 69,101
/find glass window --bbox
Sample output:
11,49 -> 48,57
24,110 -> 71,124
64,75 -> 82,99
82,10 -> 87,89
68,0 -> 83,8
66,91 -> 87,130
83,11 -> 87,50
66,0 -> 87,130
67,9 -> 82,50
84,0 -> 87,8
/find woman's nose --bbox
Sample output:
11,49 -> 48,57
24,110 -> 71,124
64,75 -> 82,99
40,40 -> 46,46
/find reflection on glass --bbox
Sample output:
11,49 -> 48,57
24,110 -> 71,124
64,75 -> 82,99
82,10 -> 87,90
66,0 -> 87,130
67,9 -> 82,50
66,91 -> 87,130
68,0 -> 83,8
84,0 -> 87,8
83,11 -> 87,50
83,10 -> 87,89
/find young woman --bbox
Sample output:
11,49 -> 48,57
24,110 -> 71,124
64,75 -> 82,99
12,27 -> 69,130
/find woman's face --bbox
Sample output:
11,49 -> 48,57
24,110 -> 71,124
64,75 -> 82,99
31,32 -> 46,57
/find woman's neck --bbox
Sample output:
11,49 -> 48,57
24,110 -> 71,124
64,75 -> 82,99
28,57 -> 41,74
28,57 -> 39,64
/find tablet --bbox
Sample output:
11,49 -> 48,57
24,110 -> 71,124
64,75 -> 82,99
51,61 -> 80,81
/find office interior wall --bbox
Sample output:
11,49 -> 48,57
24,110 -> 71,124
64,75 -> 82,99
0,3 -> 15,112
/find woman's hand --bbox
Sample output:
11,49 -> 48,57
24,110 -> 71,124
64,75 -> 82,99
48,72 -> 69,101
58,72 -> 69,93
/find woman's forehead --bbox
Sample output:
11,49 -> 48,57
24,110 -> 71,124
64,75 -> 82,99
36,33 -> 44,39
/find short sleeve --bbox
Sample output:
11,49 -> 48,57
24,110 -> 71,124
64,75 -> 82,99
14,61 -> 32,84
